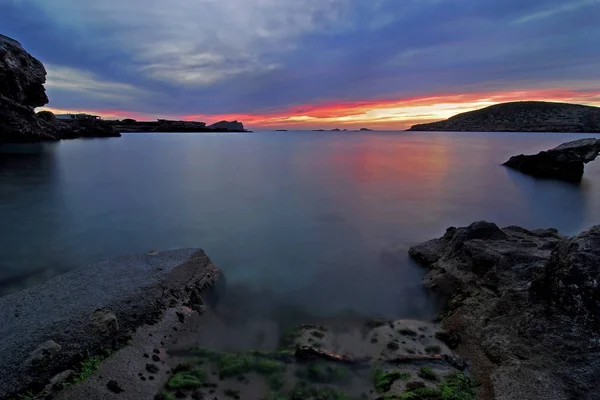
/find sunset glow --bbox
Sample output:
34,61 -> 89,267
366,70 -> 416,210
40,89 -> 600,130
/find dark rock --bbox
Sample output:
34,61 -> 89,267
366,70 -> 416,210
408,101 -> 600,133
25,340 -> 61,368
365,318 -> 388,328
191,389 -> 205,400
408,222 -> 600,399
106,380 -> 124,394
405,381 -> 426,391
152,354 -> 160,362
176,311 -> 185,323
153,348 -> 160,354
503,138 -> 600,182
386,341 -> 400,351
90,309 -> 119,334
36,110 -> 56,122
533,225 -> 600,328
434,331 -> 460,350
0,34 -> 48,107
146,363 -> 159,374
359,128 -> 372,131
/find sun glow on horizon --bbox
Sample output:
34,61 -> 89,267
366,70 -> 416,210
38,88 -> 600,130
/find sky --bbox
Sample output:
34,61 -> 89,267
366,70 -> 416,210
1,0 -> 600,130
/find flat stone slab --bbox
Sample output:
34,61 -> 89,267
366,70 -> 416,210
0,248 -> 219,398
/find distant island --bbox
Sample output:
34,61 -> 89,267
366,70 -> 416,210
108,119 -> 248,133
408,101 -> 600,133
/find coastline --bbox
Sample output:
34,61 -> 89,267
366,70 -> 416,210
2,221 -> 598,399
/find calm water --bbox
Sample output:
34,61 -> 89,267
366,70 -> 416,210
1,131 -> 600,320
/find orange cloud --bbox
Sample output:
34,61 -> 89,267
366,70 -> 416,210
39,88 -> 600,130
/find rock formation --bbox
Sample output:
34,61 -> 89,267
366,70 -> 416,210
503,138 -> 600,182
0,249 -> 220,399
0,34 -> 119,142
206,120 -> 245,132
408,101 -> 600,133
359,128 -> 372,131
409,221 -> 600,400
110,119 -> 248,133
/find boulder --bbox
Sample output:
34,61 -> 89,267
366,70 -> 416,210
25,340 -> 62,368
207,120 -> 245,132
408,222 -> 600,400
503,138 -> 600,182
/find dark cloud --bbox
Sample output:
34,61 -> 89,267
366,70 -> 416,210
1,0 -> 598,117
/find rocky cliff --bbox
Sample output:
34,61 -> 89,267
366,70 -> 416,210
0,34 -> 119,142
409,222 -> 600,400
408,101 -> 600,133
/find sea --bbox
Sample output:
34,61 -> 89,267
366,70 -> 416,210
1,130 -> 599,322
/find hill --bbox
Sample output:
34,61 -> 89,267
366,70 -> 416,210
408,101 -> 600,133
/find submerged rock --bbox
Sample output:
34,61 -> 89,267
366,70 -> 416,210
409,221 -> 600,400
503,138 -> 600,182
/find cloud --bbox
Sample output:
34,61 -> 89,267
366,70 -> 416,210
45,65 -> 151,101
515,0 -> 600,23
1,0 -> 599,126
28,0 -> 350,86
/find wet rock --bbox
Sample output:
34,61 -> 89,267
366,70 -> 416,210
533,225 -> 600,328
386,342 -> 400,351
106,380 -> 124,394
25,340 -> 61,367
146,363 -> 160,374
405,381 -> 426,391
504,138 -> 600,182
91,309 -> 119,334
176,311 -> 185,323
409,221 -> 600,399
191,389 -> 205,399
49,370 -> 74,388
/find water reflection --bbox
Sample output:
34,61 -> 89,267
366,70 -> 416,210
504,167 -> 588,235
0,143 -> 74,295
0,132 -> 599,321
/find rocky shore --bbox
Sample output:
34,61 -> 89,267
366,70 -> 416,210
409,221 -> 600,400
2,222 -> 598,399
0,34 -> 120,142
408,101 -> 600,133
0,249 -> 220,399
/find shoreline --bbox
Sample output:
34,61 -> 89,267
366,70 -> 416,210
1,221 -> 598,399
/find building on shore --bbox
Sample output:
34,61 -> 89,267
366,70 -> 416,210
55,113 -> 101,121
